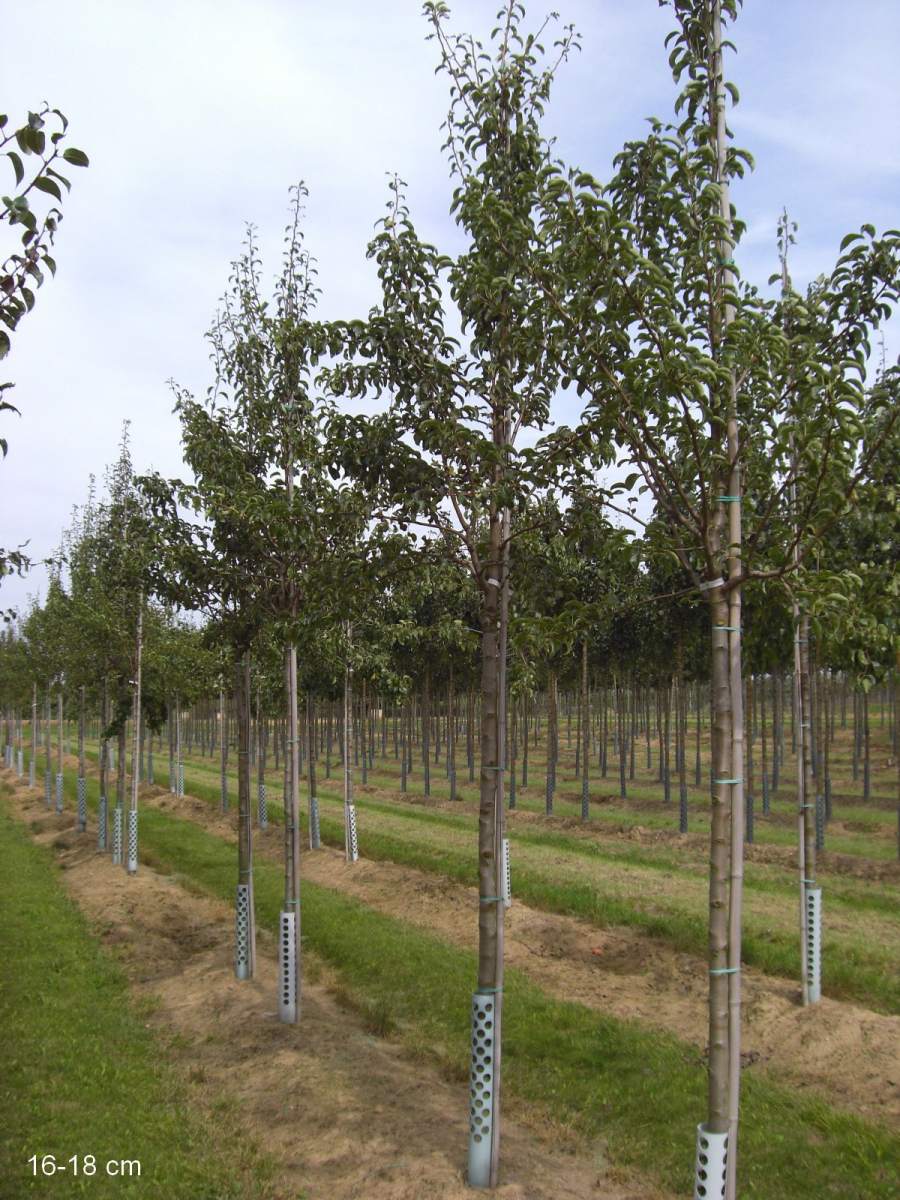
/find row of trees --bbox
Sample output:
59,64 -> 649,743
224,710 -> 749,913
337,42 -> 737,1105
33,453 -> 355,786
1,1 -> 897,1194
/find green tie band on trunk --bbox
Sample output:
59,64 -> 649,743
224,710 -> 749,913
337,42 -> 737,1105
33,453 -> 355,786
709,966 -> 739,976
476,986 -> 503,994
479,896 -> 503,904
716,495 -> 740,501
715,625 -> 740,632
714,777 -> 742,784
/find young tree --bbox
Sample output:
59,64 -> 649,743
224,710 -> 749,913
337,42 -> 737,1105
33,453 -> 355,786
326,4 -> 581,1184
519,1 -> 899,1191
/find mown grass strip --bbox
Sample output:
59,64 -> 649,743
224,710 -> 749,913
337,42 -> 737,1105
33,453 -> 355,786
103,742 -> 900,918
46,749 -> 900,1014
80,737 -> 898,860
166,756 -> 900,1016
44,765 -> 900,1199
0,783 -> 276,1199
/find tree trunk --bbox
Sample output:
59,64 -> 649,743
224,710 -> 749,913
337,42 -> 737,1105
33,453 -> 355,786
56,690 -> 63,812
581,639 -> 590,821
77,684 -> 86,832
707,590 -> 733,1139
422,666 -> 431,797
126,596 -> 144,874
280,642 -> 302,1023
235,652 -> 256,979
448,665 -> 457,802
343,626 -> 357,863
545,669 -> 557,815
307,694 -> 319,848
220,685 -> 228,812
760,673 -> 770,815
469,484 -> 509,1188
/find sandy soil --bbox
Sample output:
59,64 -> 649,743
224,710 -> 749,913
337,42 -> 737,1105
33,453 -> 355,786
2,768 -> 668,1200
142,781 -> 900,1133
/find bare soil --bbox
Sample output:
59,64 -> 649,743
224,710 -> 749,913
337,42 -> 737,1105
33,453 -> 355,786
359,777 -> 900,882
144,782 -> 900,1133
2,768 -> 667,1200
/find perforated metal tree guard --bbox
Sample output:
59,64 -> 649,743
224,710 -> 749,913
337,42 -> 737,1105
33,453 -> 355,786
29,759 -> 35,788
77,776 -> 87,832
815,793 -> 825,851
805,886 -> 822,1004
177,763 -> 184,797
234,883 -> 251,980
745,792 -> 754,844
258,782 -> 268,830
44,770 -> 52,808
169,762 -> 176,793
467,991 -> 496,1188
581,774 -> 589,821
346,804 -> 359,863
693,1123 -> 727,1199
278,910 -> 297,1023
501,838 -> 511,907
126,810 -> 138,874
97,795 -> 108,851
309,796 -> 320,850
55,772 -> 63,813
17,748 -> 23,777
112,807 -> 123,865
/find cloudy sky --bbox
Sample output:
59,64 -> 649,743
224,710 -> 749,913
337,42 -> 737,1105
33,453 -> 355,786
3,0 -> 898,613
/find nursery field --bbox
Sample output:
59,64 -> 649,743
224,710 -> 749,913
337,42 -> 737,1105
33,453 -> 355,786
3,1 -> 899,1197
2,699 -> 897,1199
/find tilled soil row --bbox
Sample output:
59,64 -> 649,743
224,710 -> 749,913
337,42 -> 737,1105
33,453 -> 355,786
2,766 -> 665,1200
137,775 -> 900,1132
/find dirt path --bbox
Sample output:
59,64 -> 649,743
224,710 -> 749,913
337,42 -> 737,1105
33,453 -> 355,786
2,769 -> 666,1200
140,781 -> 900,1133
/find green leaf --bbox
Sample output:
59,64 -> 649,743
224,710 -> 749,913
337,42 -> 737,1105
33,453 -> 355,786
33,175 -> 62,201
23,126 -> 45,154
0,330 -> 9,358
6,152 -> 24,186
62,147 -> 89,167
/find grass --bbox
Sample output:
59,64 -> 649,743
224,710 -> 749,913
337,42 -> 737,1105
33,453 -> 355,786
0,783 -> 277,1199
165,741 -> 900,926
22,762 -> 900,1199
154,751 -> 900,1015
171,745 -> 900,861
